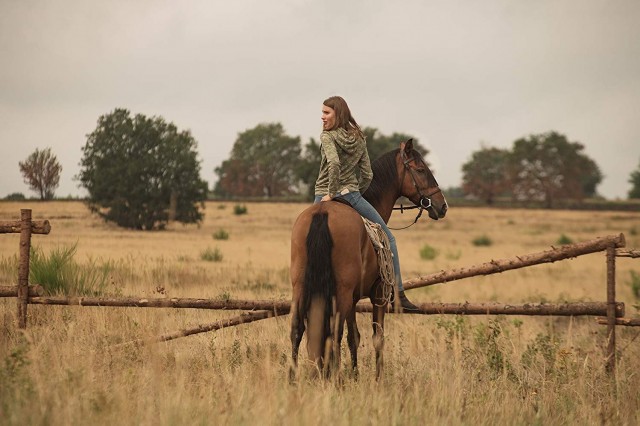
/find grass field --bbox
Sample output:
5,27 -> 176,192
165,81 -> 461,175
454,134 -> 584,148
1,201 -> 639,425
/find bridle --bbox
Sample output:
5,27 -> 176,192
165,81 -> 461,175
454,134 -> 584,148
389,149 -> 442,230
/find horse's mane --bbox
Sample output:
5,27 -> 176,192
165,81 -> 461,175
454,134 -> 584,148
363,149 -> 399,207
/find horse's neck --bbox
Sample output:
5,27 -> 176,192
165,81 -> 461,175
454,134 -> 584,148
368,184 -> 400,224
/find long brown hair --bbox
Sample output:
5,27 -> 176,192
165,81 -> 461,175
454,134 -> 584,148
323,96 -> 364,139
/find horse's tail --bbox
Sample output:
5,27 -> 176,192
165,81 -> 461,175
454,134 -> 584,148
302,211 -> 336,368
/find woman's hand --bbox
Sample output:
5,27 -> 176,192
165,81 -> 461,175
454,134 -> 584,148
321,194 -> 331,202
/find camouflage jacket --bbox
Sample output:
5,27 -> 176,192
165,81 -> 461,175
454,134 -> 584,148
314,128 -> 373,198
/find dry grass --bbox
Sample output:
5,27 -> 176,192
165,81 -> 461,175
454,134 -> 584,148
1,201 -> 639,425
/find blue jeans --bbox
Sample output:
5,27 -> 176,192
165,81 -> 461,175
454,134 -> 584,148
314,192 -> 405,291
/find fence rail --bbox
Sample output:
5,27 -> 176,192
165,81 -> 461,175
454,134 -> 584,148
23,296 -> 625,318
0,284 -> 44,297
404,233 -> 625,290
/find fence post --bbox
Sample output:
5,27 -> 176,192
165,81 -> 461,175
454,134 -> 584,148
17,209 -> 32,329
605,245 -> 616,374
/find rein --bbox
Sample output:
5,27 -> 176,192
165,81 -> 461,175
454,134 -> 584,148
388,150 -> 441,231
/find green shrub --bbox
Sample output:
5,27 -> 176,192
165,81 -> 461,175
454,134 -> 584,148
472,235 -> 493,247
212,229 -> 229,240
233,204 -> 248,215
30,243 -> 111,296
419,244 -> 439,260
201,247 -> 223,262
556,234 -> 573,245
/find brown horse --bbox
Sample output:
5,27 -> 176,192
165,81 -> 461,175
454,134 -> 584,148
289,139 -> 448,377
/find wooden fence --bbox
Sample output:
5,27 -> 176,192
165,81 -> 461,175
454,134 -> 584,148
2,209 -> 639,373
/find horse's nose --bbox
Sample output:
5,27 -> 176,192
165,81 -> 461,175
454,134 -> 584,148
440,203 -> 448,218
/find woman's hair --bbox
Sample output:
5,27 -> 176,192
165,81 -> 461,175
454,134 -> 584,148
323,96 -> 364,139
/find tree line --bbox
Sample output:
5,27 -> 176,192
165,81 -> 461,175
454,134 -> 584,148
461,132 -> 604,208
212,123 -> 427,200
12,108 -> 640,230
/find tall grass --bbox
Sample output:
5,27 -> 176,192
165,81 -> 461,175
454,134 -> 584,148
629,270 -> 640,299
1,201 -> 639,424
0,310 -> 637,425
29,243 -> 111,296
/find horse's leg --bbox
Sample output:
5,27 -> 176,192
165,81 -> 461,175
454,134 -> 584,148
372,303 -> 386,380
331,301 -> 349,376
290,299 -> 305,367
346,306 -> 360,375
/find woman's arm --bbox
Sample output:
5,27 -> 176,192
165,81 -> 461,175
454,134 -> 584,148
358,147 -> 373,193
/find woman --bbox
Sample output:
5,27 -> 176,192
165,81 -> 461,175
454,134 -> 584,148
314,95 -> 418,311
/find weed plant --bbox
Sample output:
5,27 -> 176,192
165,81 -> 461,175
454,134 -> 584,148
200,247 -> 223,262
472,234 -> 493,246
556,234 -> 573,245
212,229 -> 229,240
419,244 -> 439,260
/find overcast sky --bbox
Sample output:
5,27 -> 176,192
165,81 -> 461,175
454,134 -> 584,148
1,0 -> 639,200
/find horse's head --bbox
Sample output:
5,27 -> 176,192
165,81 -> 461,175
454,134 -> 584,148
397,139 -> 448,220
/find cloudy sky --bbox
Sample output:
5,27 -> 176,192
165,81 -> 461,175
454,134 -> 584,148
1,0 -> 639,200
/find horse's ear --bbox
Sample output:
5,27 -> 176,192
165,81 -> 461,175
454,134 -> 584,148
400,139 -> 414,154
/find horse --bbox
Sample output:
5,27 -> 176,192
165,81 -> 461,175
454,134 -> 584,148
289,139 -> 448,378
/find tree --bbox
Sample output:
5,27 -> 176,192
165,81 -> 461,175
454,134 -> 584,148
78,109 -> 208,230
362,127 -> 429,162
507,131 -> 602,208
214,123 -> 301,198
294,137 -> 321,200
629,158 -> 640,199
461,147 -> 510,204
18,147 -> 62,200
